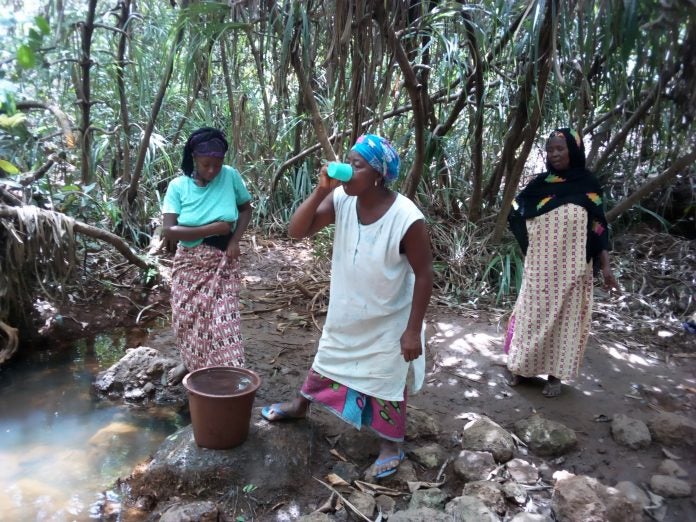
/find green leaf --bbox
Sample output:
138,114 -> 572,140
16,44 -> 36,68
35,15 -> 50,35
0,159 -> 20,174
0,113 -> 27,129
28,28 -> 42,45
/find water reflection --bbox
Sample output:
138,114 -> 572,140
0,331 -> 184,521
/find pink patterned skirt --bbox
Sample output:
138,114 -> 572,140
300,368 -> 407,441
171,244 -> 244,371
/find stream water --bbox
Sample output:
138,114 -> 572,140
0,331 -> 185,521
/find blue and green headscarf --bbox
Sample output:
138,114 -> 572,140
350,134 -> 400,183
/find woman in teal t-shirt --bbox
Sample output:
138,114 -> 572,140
161,127 -> 252,384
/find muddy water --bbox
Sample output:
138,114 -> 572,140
0,331 -> 184,521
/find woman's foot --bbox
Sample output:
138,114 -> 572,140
504,368 -> 521,386
167,363 -> 188,386
542,376 -> 562,397
260,397 -> 309,421
370,441 -> 405,479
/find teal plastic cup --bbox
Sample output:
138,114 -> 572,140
327,162 -> 353,182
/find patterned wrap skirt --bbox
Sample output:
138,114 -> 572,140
300,368 -> 407,441
171,244 -> 244,370
506,204 -> 593,380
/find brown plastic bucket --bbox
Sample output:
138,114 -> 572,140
182,366 -> 262,449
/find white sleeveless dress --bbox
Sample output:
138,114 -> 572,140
311,186 -> 426,401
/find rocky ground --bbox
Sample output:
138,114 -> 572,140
83,236 -> 696,521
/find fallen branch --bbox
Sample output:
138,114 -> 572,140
0,204 -> 150,270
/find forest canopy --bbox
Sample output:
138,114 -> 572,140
0,0 -> 694,344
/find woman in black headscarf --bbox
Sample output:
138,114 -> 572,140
161,127 -> 253,383
504,128 -> 618,397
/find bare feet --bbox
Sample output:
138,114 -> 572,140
167,363 -> 188,386
260,397 -> 309,421
542,376 -> 562,397
370,441 -> 405,479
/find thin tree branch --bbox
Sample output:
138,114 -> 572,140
15,101 -> 75,148
606,149 -> 696,222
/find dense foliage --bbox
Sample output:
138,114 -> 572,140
0,0 -> 694,336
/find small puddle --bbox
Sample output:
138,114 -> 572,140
0,330 -> 184,520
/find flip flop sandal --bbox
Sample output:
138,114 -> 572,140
261,403 -> 293,421
373,450 -> 405,479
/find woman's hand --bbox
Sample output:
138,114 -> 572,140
400,329 -> 422,362
226,239 -> 241,261
318,164 -> 340,191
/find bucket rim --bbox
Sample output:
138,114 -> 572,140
182,365 -> 262,398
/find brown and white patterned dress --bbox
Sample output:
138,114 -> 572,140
506,204 -> 593,380
171,244 -> 244,370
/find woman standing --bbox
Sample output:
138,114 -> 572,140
505,128 -> 618,397
161,127 -> 252,383
261,134 -> 433,479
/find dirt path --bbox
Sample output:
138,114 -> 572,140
174,237 -> 691,520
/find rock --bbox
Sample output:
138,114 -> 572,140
649,475 -> 692,497
406,408 -> 441,439
537,462 -> 554,482
513,415 -> 577,457
339,431 -> 379,462
409,443 -> 449,469
332,461 -> 360,483
375,495 -> 396,518
501,481 -> 528,505
509,514 -> 552,522
610,414 -> 651,449
506,458 -> 539,484
648,412 -> 696,447
614,481 -> 651,509
159,501 -> 218,522
389,507 -> 452,521
553,473 -> 644,522
460,414 -> 516,463
657,459 -> 688,478
462,481 -> 506,514
445,494 -> 499,521
409,487 -> 448,510
452,450 -> 497,482
297,514 -> 332,522
93,347 -> 185,405
88,421 -> 138,448
346,491 -> 375,520
124,414 -> 316,502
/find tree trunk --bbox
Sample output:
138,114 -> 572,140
373,3 -> 426,200
78,0 -> 97,184
491,0 -> 558,242
290,48 -> 336,162
127,26 -> 184,204
115,0 -> 132,183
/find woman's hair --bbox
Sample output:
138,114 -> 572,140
181,127 -> 229,176
546,127 -> 586,171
